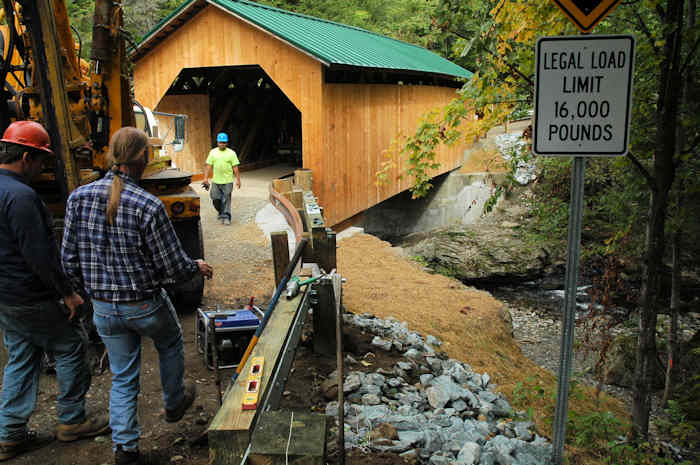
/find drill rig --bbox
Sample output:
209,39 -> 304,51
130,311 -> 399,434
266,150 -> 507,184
0,0 -> 204,310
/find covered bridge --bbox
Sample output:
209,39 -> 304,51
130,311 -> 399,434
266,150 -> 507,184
131,0 -> 473,226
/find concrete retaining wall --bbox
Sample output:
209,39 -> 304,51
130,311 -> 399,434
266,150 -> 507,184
364,169 -> 506,239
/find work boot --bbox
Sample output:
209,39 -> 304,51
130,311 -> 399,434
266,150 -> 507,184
165,380 -> 196,423
56,414 -> 110,442
0,430 -> 54,461
115,445 -> 141,465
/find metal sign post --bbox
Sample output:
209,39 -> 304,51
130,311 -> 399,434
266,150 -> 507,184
551,156 -> 585,465
533,34 -> 634,465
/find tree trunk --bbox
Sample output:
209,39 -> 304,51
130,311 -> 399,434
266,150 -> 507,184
661,0 -> 695,409
631,0 -> 684,440
661,225 -> 681,407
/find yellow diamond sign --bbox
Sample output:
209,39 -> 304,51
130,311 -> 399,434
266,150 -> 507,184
552,0 -> 623,33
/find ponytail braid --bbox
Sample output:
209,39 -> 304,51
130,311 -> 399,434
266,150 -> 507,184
105,127 -> 149,225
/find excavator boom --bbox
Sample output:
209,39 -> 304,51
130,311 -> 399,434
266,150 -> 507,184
1,0 -> 204,311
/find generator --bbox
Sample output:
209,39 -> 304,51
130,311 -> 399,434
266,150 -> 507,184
195,306 -> 262,370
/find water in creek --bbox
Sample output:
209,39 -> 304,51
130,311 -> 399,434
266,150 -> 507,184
477,279 -> 609,320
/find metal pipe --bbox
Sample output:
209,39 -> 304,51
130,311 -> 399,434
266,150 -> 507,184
552,156 -> 586,465
0,0 -> 16,88
232,237 -> 309,383
90,0 -> 112,62
335,273 -> 345,465
153,110 -> 190,118
209,315 -> 222,406
238,443 -> 251,465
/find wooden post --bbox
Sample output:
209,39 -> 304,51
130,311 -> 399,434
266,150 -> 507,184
271,231 -> 290,287
312,225 -> 327,271
294,169 -> 313,191
327,228 -> 337,272
334,273 -> 345,465
311,228 -> 336,275
297,207 -> 306,229
272,178 -> 292,195
313,277 -> 336,356
289,188 -> 304,209
301,192 -> 328,272
272,179 -> 284,193
300,232 -> 314,266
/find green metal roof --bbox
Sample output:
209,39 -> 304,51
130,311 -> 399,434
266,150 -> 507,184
134,0 -> 472,80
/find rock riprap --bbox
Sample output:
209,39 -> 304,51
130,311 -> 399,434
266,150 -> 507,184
327,313 -> 552,465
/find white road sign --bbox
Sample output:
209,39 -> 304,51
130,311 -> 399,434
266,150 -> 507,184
533,35 -> 635,156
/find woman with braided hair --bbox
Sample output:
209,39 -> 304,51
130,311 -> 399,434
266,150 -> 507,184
61,127 -> 213,465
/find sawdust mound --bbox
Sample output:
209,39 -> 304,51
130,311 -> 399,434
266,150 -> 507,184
337,233 -> 545,395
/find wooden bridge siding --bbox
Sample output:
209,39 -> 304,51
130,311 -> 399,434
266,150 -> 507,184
132,5 -> 325,176
321,83 -> 469,226
156,94 -> 211,174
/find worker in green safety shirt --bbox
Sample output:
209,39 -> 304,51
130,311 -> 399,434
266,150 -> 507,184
202,132 -> 241,225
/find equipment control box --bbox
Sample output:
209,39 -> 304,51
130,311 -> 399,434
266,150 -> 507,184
196,307 -> 262,370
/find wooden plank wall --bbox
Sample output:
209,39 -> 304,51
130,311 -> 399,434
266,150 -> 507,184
156,94 -> 211,174
132,5 -> 324,180
321,84 -> 470,226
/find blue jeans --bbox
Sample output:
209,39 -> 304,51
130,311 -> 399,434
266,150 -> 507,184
91,289 -> 185,452
0,299 -> 91,441
210,182 -> 233,221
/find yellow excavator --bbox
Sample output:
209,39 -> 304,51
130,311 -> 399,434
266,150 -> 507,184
0,0 -> 204,310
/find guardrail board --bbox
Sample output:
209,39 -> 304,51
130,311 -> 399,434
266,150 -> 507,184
207,291 -> 304,464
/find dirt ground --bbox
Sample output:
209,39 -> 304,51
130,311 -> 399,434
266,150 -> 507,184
0,162 -> 618,464
1,169 -> 289,465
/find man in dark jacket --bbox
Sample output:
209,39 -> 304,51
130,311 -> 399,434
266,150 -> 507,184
0,121 -> 109,461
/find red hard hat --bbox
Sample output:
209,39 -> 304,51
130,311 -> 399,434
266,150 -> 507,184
0,121 -> 54,155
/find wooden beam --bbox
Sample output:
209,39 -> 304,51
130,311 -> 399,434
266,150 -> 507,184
208,293 -> 305,465
312,277 -> 336,356
239,95 -> 274,162
212,93 -> 240,137
294,169 -> 313,191
248,411 -> 327,465
270,231 -> 290,288
256,121 -> 277,163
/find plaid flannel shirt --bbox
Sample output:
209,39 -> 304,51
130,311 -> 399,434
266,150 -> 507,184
62,171 -> 198,302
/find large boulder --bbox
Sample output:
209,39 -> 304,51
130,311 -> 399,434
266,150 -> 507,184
404,225 -> 550,285
600,334 -> 664,388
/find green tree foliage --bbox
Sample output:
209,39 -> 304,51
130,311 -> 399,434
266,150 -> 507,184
62,0 -> 698,444
122,0 -> 183,43
396,0 -> 700,443
261,0 -> 445,51
66,0 -> 95,59
65,0 -> 185,57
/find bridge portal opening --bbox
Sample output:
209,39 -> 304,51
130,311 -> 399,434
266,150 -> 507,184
165,65 -> 302,169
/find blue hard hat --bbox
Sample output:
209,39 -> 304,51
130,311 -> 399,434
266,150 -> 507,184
216,132 -> 228,143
